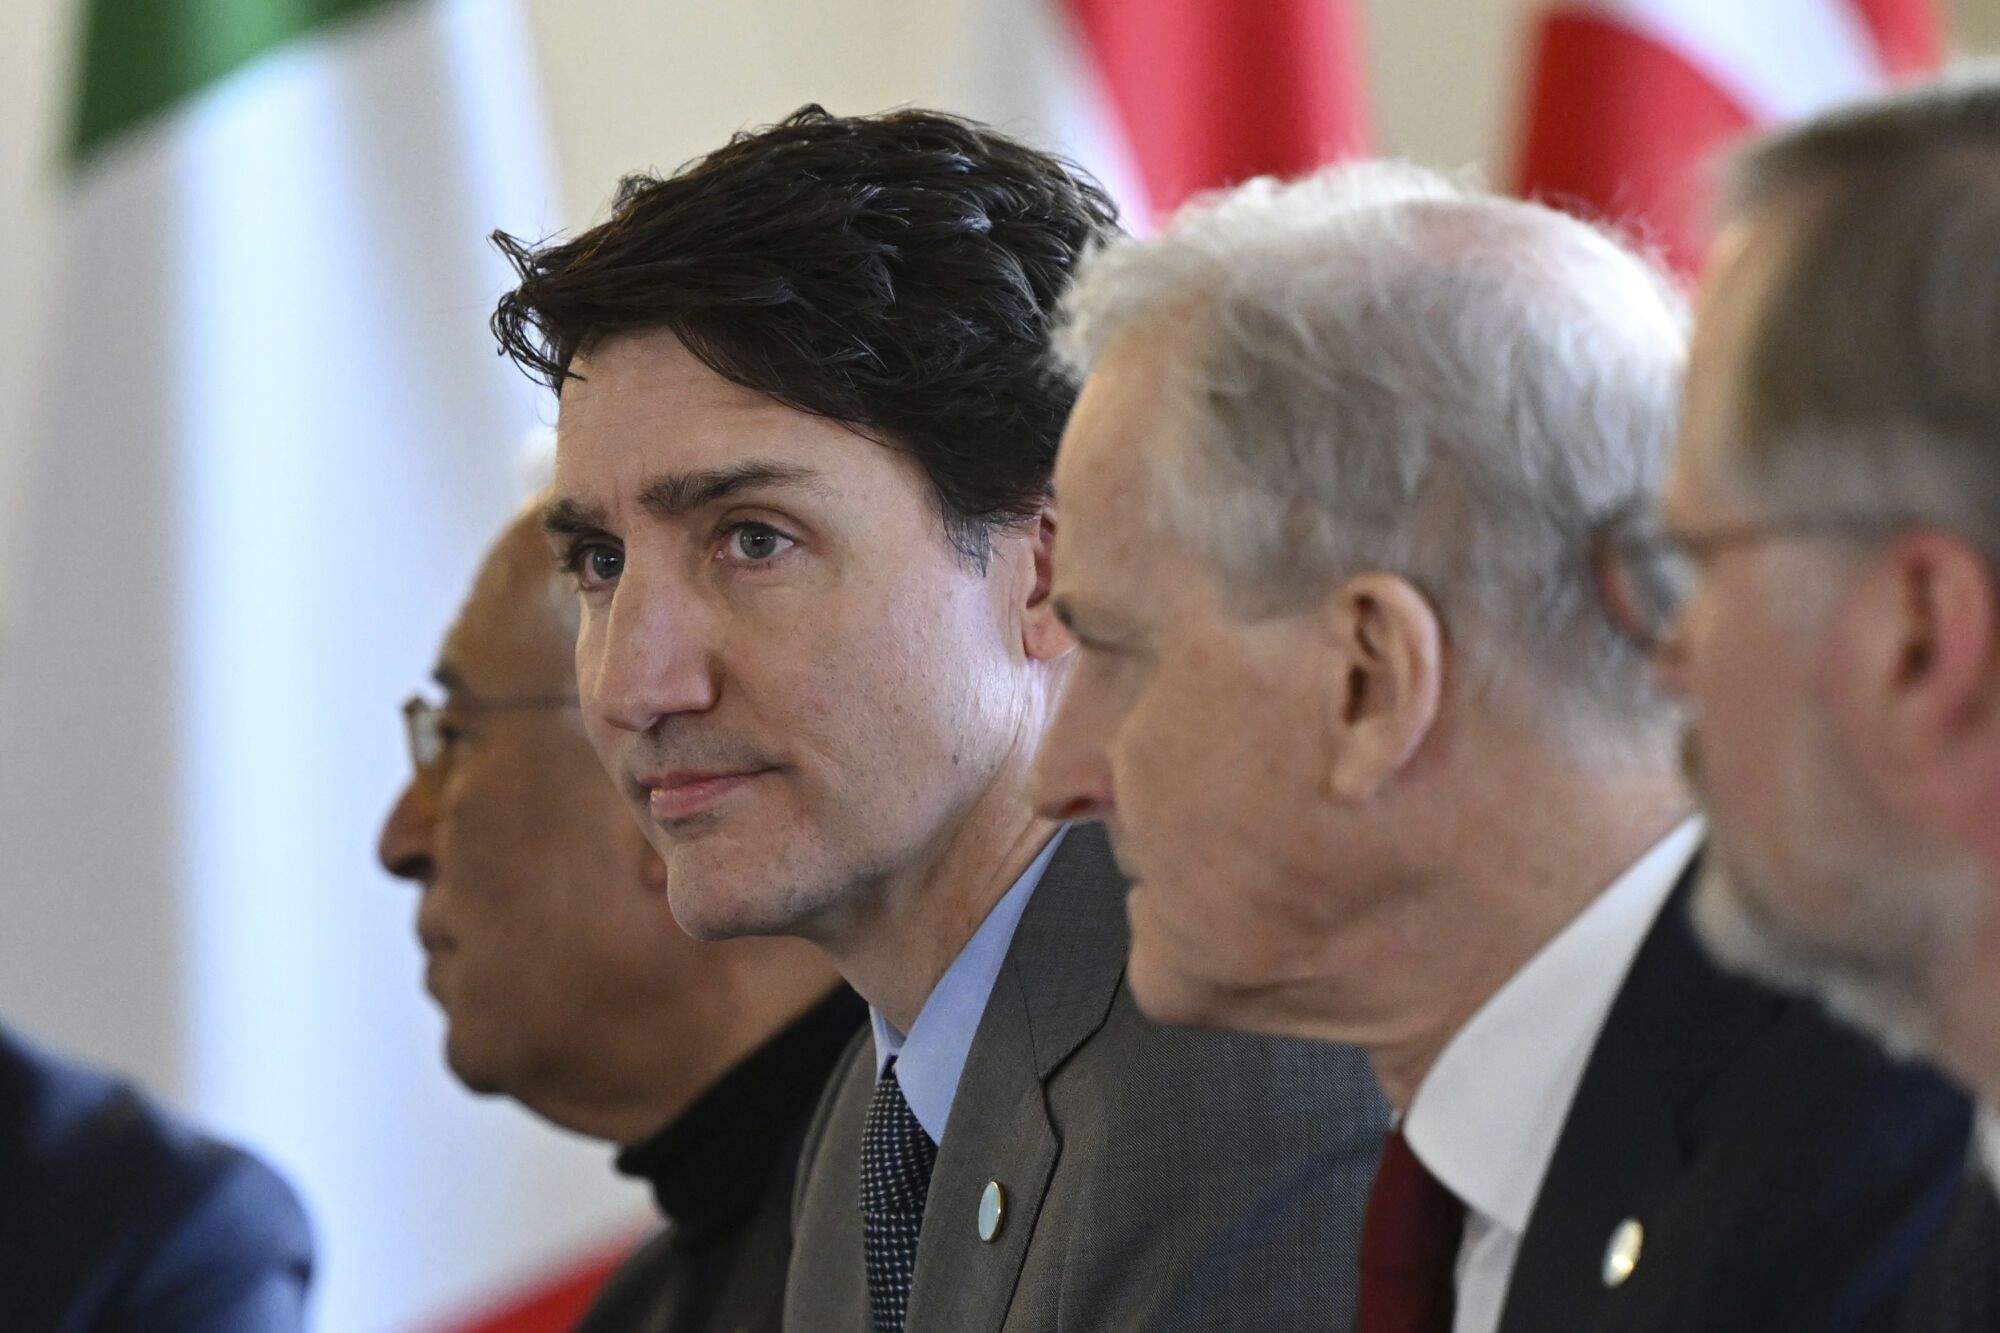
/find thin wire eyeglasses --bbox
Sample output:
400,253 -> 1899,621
1588,504 -> 1915,654
400,691 -> 579,784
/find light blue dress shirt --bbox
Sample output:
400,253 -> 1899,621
869,827 -> 1068,1144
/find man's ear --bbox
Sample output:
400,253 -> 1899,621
1020,507 -> 1072,663
1325,573 -> 1444,800
1866,532 -> 2000,767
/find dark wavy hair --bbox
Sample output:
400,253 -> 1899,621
490,105 -> 1122,562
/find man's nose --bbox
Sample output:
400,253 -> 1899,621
584,563 -> 722,735
377,779 -> 436,885
1032,696 -> 1115,823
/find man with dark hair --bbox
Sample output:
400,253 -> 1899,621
491,106 -> 1387,1333
1602,73 -> 2000,1330
0,1022 -> 313,1330
378,502 -> 863,1333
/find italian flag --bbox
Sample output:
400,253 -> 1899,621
1513,0 -> 1944,277
4,0 -> 645,1328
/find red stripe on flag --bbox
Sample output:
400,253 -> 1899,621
1844,0 -> 1944,79
1512,9 -> 1754,278
1064,0 -> 1369,218
429,1236 -> 636,1333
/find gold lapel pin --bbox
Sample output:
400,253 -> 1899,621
1602,1218 -> 1644,1288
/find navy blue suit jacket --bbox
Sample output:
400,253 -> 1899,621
1900,1169 -> 2000,1331
0,1024 -> 313,1332
1497,866 -> 1971,1333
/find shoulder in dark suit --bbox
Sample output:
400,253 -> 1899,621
1899,1166 -> 2000,1332
786,823 -> 1391,1333
1499,865 -> 1972,1333
0,1023 -> 314,1333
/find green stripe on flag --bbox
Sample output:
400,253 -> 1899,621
70,0 -> 405,164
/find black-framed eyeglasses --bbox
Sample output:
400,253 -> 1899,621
1588,504 -> 1914,654
400,691 -> 579,784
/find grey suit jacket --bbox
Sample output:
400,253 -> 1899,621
784,823 -> 1388,1332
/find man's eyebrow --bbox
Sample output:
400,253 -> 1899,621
638,461 -> 824,518
542,496 -> 609,538
431,663 -> 466,694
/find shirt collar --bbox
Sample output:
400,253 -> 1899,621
870,827 -> 1067,1142
1405,817 -> 1704,1234
1976,1101 -> 2000,1191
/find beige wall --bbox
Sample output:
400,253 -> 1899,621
2,0 -> 1998,611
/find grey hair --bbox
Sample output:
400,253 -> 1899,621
1052,161 -> 1689,752
1718,68 -> 2000,567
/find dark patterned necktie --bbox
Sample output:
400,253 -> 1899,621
1355,1129 -> 1467,1333
861,1059 -> 937,1333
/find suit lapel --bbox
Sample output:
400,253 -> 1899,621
903,824 -> 1129,1332
1497,857 -> 1785,1333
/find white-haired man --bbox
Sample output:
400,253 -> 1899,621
1032,161 -> 1970,1332
1592,78 -> 2000,1329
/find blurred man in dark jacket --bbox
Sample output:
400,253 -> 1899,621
0,1022 -> 312,1331
1609,75 -> 2000,1331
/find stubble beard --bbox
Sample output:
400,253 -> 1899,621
1690,849 -> 1936,1061
1683,722 -> 1971,1065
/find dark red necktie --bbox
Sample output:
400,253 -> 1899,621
1355,1130 -> 1467,1333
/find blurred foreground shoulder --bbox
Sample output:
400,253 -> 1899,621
0,1023 -> 314,1333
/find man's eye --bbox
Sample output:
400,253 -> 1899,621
722,523 -> 794,563
566,544 -> 624,590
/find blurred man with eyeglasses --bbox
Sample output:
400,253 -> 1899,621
1032,160 -> 1970,1332
1600,75 -> 2000,1329
378,503 -> 860,1333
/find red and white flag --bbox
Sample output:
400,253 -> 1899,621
961,0 -> 1371,226
1513,0 -> 1943,277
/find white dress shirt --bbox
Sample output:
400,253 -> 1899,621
1977,1102 -> 2000,1189
869,828 -> 1067,1143
1403,818 -> 1704,1333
